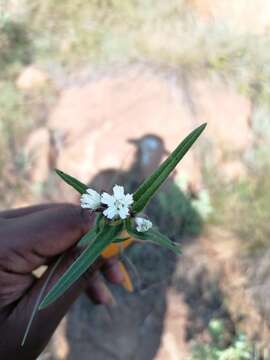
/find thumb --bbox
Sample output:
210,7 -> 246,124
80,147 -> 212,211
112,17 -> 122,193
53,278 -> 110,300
2,204 -> 94,274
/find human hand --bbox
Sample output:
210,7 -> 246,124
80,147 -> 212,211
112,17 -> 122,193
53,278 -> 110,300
0,203 -> 123,360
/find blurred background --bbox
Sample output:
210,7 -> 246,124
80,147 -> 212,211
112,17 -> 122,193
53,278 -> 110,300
1,0 -> 270,359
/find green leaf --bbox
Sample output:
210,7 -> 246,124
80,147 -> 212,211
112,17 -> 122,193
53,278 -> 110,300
126,222 -> 181,255
112,237 -> 130,243
77,226 -> 98,247
148,228 -> 181,255
94,213 -> 105,233
132,123 -> 206,213
55,168 -> 88,194
22,224 -> 100,345
39,223 -> 122,309
21,255 -> 64,346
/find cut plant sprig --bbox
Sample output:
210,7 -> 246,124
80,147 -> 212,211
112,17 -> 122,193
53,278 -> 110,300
37,123 -> 206,311
21,123 -> 206,346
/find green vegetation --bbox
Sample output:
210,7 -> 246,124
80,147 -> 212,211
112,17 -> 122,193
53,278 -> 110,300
0,18 -> 31,75
149,183 -> 203,239
23,0 -> 270,115
189,319 -> 253,360
208,169 -> 270,252
0,83 -> 30,205
2,1 -> 270,86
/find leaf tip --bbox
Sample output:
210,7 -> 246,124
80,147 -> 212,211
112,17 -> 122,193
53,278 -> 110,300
21,337 -> 27,347
54,168 -> 62,175
199,122 -> 207,132
38,298 -> 49,311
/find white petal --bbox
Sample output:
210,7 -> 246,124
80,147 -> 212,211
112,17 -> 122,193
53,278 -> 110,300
81,203 -> 90,208
81,193 -> 90,201
80,195 -> 92,207
119,206 -> 129,219
124,193 -> 134,205
103,207 -> 117,219
113,185 -> 125,199
135,217 -> 152,232
101,192 -> 115,206
80,190 -> 101,210
86,188 -> 100,198
135,217 -> 142,225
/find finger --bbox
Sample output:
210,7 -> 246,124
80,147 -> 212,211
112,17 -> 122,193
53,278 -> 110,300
0,271 -> 35,308
0,203 -> 68,219
101,258 -> 134,293
85,274 -> 116,305
100,257 -> 124,285
2,205 -> 93,273
118,261 -> 134,292
6,252 -> 103,358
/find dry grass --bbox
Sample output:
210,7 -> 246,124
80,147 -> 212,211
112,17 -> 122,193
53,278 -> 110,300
207,168 -> 270,253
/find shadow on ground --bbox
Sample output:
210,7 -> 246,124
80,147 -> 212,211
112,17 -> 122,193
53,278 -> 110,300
60,134 -> 235,360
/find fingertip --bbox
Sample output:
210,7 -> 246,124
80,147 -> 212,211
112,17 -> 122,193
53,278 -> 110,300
101,258 -> 124,285
16,204 -> 96,270
85,276 -> 116,305
80,208 -> 95,233
60,205 -> 93,235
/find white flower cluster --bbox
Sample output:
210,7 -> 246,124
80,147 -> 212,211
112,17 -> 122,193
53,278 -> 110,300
81,189 -> 102,210
135,217 -> 152,233
101,185 -> 133,220
80,185 -> 152,232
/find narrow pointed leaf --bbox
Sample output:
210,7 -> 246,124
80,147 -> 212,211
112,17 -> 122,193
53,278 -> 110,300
147,228 -> 181,255
22,225 -> 98,346
77,226 -> 98,247
21,227 -> 97,346
39,224 -> 122,309
126,222 -> 181,255
133,123 -> 206,213
55,168 -> 88,194
21,255 -> 64,346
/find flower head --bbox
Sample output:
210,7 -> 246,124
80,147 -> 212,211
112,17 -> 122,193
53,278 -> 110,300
101,185 -> 133,220
135,217 -> 152,232
80,188 -> 101,210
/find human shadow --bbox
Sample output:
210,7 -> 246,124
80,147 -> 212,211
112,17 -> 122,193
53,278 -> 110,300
64,134 -> 228,360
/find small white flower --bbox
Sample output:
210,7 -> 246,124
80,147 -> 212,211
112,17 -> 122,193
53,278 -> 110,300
135,217 -> 152,232
80,188 -> 101,210
101,185 -> 134,220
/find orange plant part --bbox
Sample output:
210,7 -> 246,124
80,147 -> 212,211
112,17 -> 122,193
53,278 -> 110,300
101,232 -> 133,258
118,261 -> 134,292
101,231 -> 134,292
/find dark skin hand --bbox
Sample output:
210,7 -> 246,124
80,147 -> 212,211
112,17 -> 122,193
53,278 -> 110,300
0,203 -> 124,360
